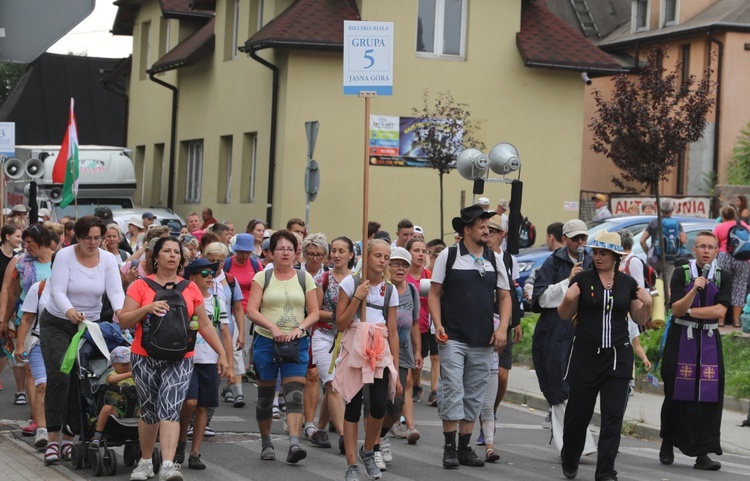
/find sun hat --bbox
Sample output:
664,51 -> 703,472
11,204 -> 28,213
110,346 -> 131,365
184,258 -> 220,278
390,247 -> 412,266
233,233 -> 255,252
588,230 -> 625,255
562,219 -> 587,238
451,204 -> 495,233
128,217 -> 144,229
488,214 -> 507,232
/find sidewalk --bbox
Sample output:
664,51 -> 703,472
421,356 -> 750,457
0,432 -> 84,481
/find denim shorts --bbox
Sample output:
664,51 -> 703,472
252,334 -> 309,381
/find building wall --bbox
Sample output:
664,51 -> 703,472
126,0 -> 589,242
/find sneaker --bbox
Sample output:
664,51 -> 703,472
358,446 -> 382,480
345,464 -> 361,481
204,426 -> 215,437
158,461 -> 183,481
175,440 -> 186,464
233,395 -> 245,408
272,406 -> 281,419
442,445 -> 459,469
14,392 -> 27,405
130,458 -> 155,480
34,429 -> 48,449
457,446 -> 485,467
89,438 -> 102,451
188,454 -> 206,470
380,437 -> 392,463
287,444 -> 307,464
476,428 -> 485,446
261,445 -> 275,461
388,422 -> 407,439
412,386 -> 423,403
406,427 -> 420,445
373,450 -> 386,471
542,412 -> 552,430
22,420 -> 37,436
222,386 -> 234,403
426,390 -> 438,406
311,429 -> 331,448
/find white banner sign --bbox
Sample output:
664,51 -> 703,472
343,21 -> 393,96
611,196 -> 711,218
0,122 -> 15,156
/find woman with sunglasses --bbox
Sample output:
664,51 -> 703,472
558,230 -> 651,481
246,230 -> 319,464
40,216 -> 126,465
119,236 -> 229,481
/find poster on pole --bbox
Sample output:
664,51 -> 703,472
343,21 -> 393,96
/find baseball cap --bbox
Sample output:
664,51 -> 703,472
167,222 -> 182,237
374,230 -> 391,243
414,225 -> 424,236
563,219 -> 587,238
128,217 -> 144,229
110,346 -> 131,365
94,206 -> 113,222
142,212 -> 156,220
477,197 -> 490,207
497,199 -> 509,210
591,193 -> 607,202
390,247 -> 412,266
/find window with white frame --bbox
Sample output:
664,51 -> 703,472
218,135 -> 233,203
241,133 -> 258,203
416,0 -> 466,58
185,140 -> 203,204
633,0 -> 649,32
663,0 -> 678,26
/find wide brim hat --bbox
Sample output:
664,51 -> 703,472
452,204 -> 495,233
588,230 -> 626,256
233,233 -> 255,252
128,217 -> 144,229
11,204 -> 28,213
183,258 -> 220,277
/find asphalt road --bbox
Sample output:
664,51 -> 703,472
2,377 -> 749,481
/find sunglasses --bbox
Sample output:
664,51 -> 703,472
192,269 -> 216,278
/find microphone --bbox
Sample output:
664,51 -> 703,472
697,264 -> 711,292
577,246 -> 585,264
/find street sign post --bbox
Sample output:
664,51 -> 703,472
305,121 -> 320,229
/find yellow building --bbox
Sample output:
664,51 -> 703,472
112,0 -> 625,243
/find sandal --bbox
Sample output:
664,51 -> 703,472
485,449 -> 500,463
733,322 -> 741,328
44,443 -> 60,465
718,321 -> 725,327
61,442 -> 73,461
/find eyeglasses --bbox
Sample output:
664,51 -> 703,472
389,262 -> 409,270
694,244 -> 718,251
305,252 -> 325,259
570,235 -> 588,242
275,247 -> 295,253
193,269 -> 216,278
80,236 -> 102,242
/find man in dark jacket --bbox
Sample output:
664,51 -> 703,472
531,219 -> 595,455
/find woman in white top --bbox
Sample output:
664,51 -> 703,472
40,216 -> 126,465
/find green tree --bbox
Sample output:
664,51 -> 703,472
0,62 -> 28,105
727,121 -> 750,185
590,46 -> 715,304
412,90 -> 484,239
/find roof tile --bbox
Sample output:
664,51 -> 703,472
150,17 -> 215,73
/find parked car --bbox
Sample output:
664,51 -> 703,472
631,220 -> 717,263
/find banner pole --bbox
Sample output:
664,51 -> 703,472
360,93 -> 374,322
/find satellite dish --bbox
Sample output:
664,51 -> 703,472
456,148 -> 489,181
488,143 -> 521,175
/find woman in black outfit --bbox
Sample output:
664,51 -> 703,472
558,230 -> 652,481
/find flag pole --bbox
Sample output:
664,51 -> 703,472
72,161 -> 78,219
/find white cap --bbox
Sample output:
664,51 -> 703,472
390,246 -> 412,266
414,225 -> 424,235
38,208 -> 51,218
478,197 -> 490,207
128,217 -> 144,229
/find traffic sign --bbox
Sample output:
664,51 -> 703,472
343,21 -> 393,96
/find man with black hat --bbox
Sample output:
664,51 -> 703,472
428,204 -> 512,469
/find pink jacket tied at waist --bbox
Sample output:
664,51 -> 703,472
332,322 -> 397,403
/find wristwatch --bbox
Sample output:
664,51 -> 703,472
687,308 -> 692,316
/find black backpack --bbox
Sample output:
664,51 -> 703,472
141,278 -> 196,360
518,217 -> 536,248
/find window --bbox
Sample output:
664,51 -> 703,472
634,0 -> 649,32
240,133 -> 258,203
217,135 -> 233,203
152,144 -> 165,205
185,140 -> 203,204
139,21 -> 151,80
158,18 -> 172,57
663,0 -> 678,26
416,0 -> 466,58
134,146 -> 146,205
224,0 -> 240,60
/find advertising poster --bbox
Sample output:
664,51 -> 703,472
369,115 -> 462,167
610,196 -> 711,218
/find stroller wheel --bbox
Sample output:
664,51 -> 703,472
123,444 -> 136,467
104,448 -> 118,476
90,449 -> 103,477
70,443 -> 85,470
152,448 -> 161,474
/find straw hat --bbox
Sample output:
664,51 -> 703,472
588,230 -> 625,255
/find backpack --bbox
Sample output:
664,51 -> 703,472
623,255 -> 656,289
501,251 -> 522,328
518,217 -> 536,248
225,272 -> 237,307
262,268 -> 306,293
443,244 -> 499,289
727,220 -> 750,261
351,275 -> 394,321
654,218 -> 681,259
141,278 -> 196,360
224,256 -> 261,276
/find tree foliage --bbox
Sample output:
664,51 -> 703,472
727,120 -> 750,185
0,62 -> 27,106
589,46 -> 716,192
412,90 -> 484,237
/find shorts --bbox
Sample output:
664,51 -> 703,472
131,354 -> 194,424
252,334 -> 309,381
28,342 -> 47,385
437,340 -> 492,422
421,331 -> 438,358
311,328 -> 336,384
497,330 -> 514,371
186,363 -> 220,408
231,328 -> 246,375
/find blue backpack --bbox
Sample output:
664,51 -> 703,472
654,218 -> 681,259
727,220 -> 750,261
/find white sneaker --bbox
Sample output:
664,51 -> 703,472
380,437 -> 392,464
130,459 -> 155,480
158,461 -> 183,481
388,422 -> 407,439
34,428 -> 48,449
373,450 -> 386,471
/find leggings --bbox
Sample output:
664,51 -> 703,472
344,369 -> 390,423
39,310 -> 81,433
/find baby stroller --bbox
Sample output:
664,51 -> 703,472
67,322 -> 162,477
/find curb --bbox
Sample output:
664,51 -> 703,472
3,431 -> 88,481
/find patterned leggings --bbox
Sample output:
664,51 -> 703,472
39,310 -> 81,433
717,251 -> 749,306
131,354 -> 193,424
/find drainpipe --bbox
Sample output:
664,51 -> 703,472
248,48 -> 279,226
147,72 -> 178,211
707,33 -> 723,182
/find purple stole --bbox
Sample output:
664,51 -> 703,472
674,261 -> 720,403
